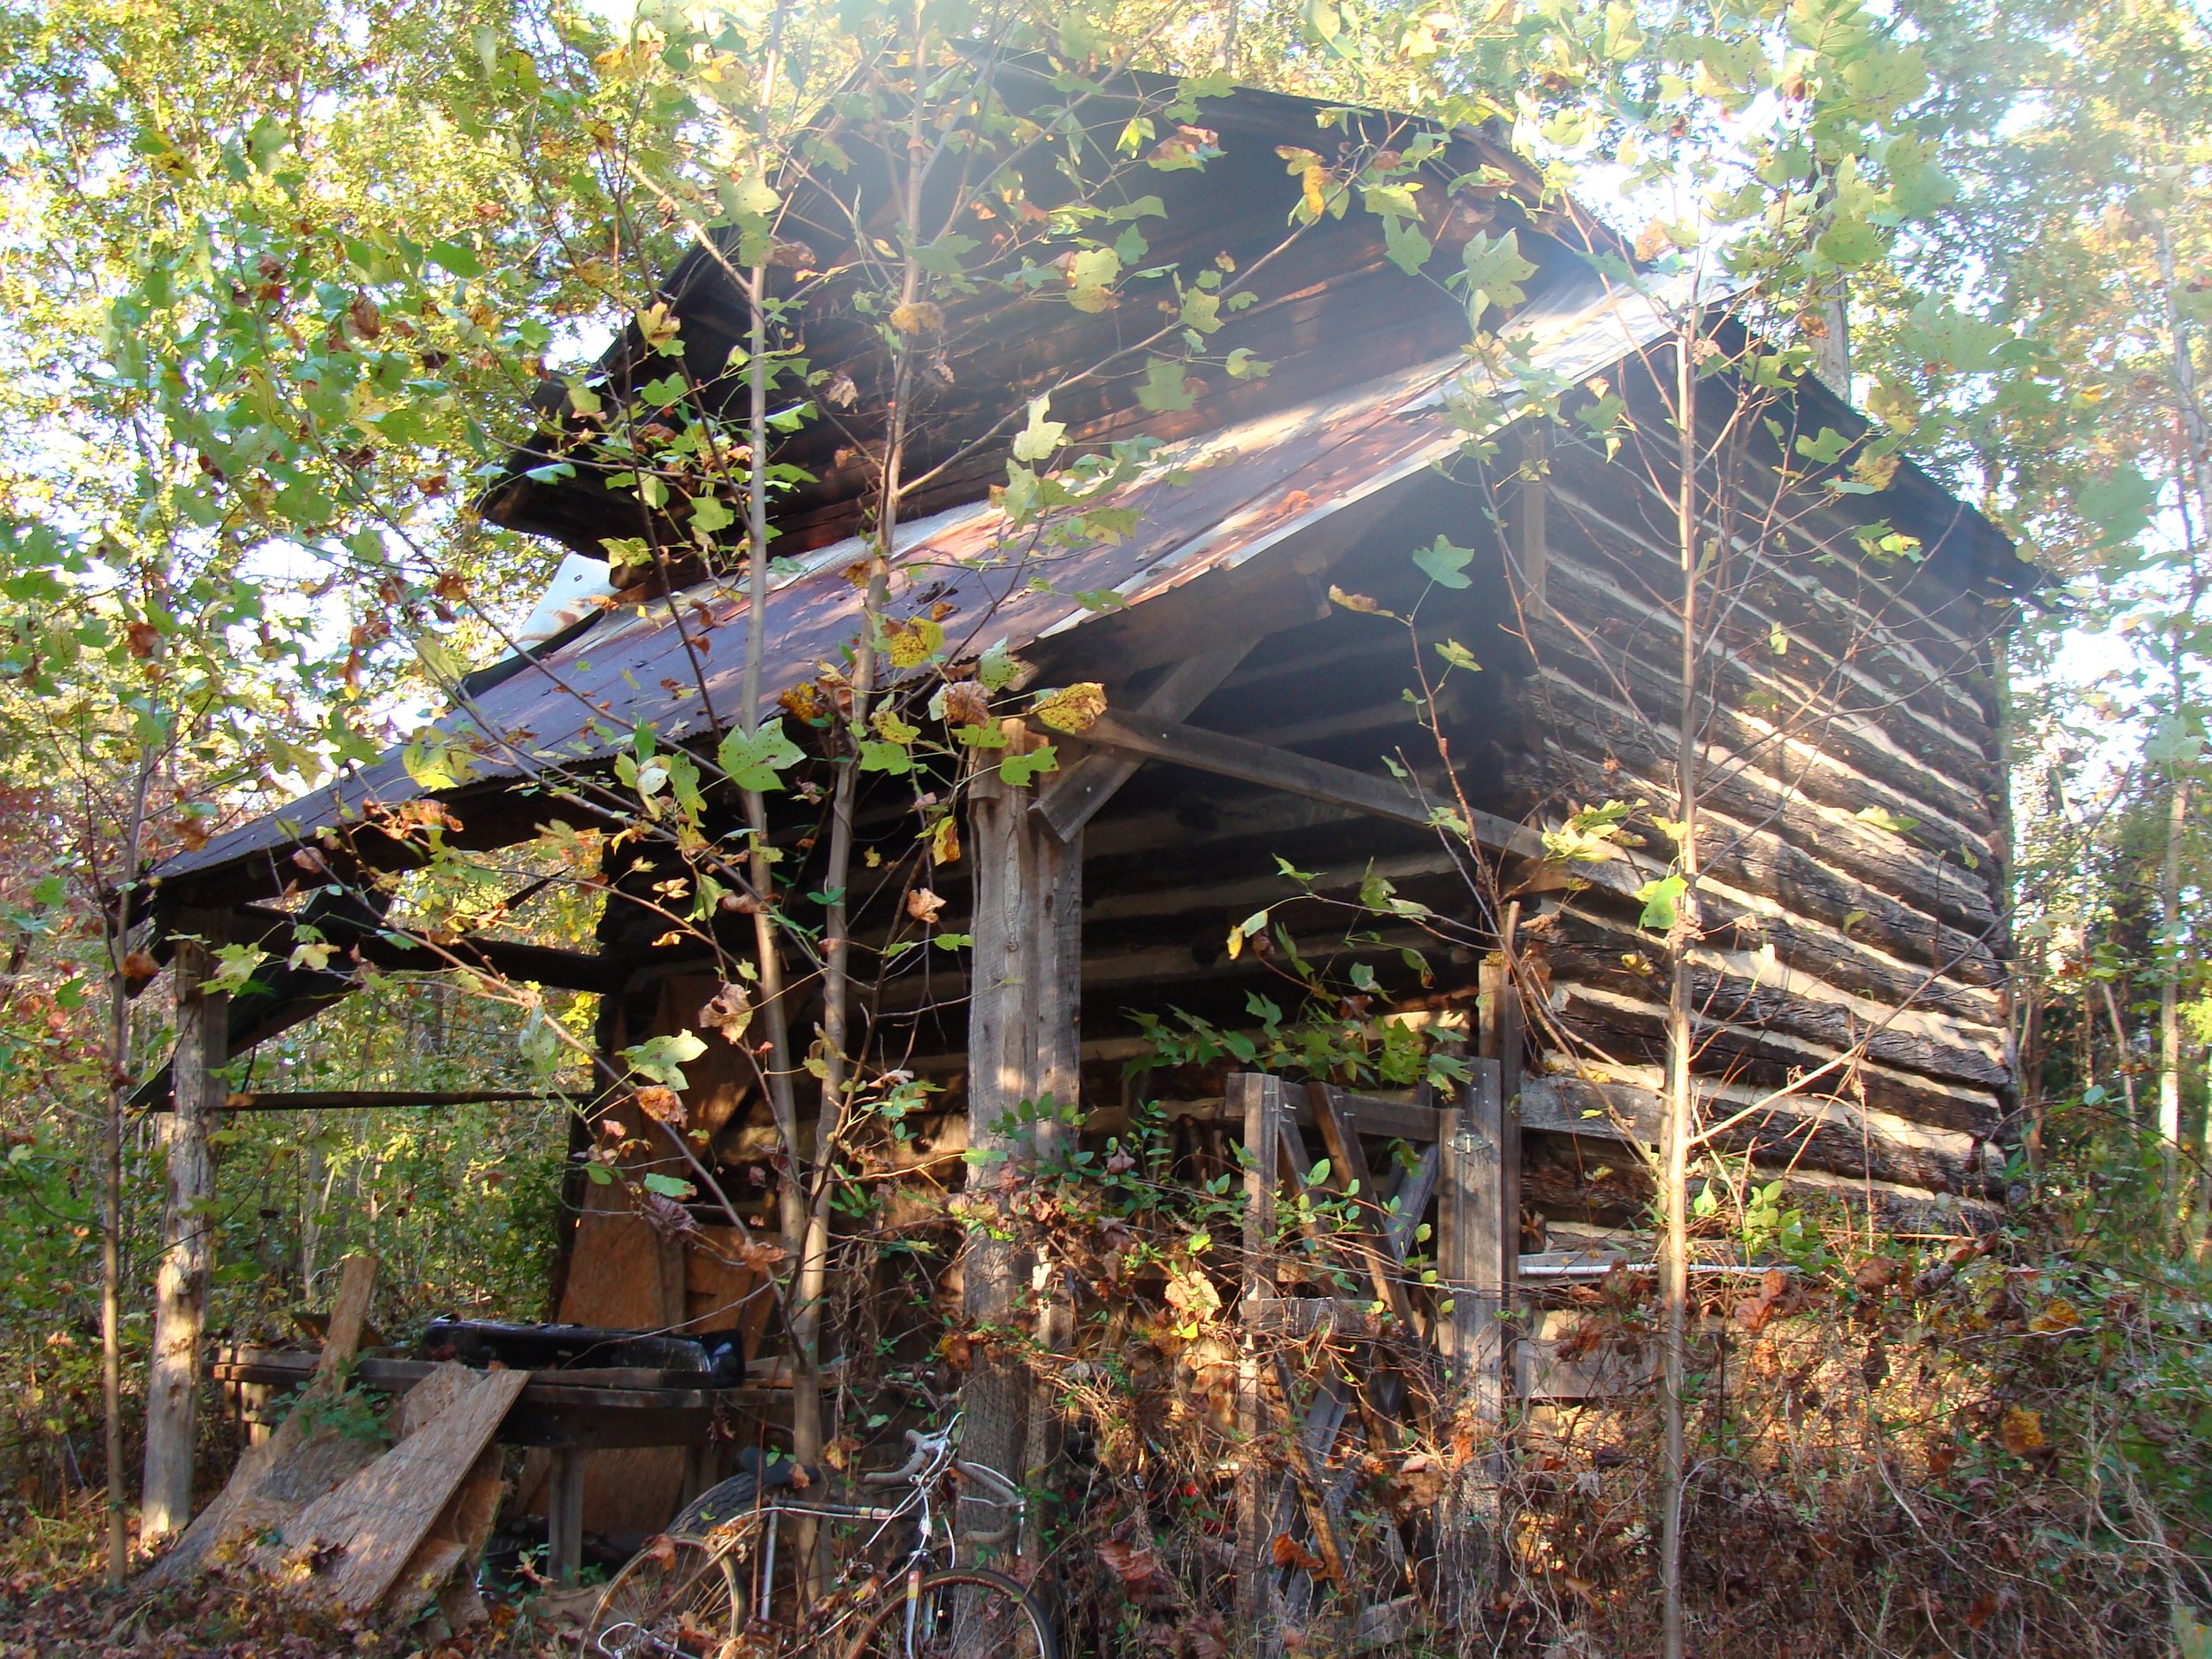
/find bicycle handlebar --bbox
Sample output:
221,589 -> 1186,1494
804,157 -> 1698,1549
953,1460 -> 1023,1546
853,1422 -> 1024,1546
860,1426 -> 944,1487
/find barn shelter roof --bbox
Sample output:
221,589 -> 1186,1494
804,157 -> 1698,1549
149,258 -> 2023,920
147,267 -> 1659,901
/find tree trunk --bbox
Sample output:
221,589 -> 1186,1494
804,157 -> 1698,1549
142,934 -> 227,1544
1658,324 -> 1705,1659
2159,768 -> 2191,1195
2153,214 -> 2208,1219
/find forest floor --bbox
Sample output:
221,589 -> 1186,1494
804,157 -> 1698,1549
0,1503 -> 582,1659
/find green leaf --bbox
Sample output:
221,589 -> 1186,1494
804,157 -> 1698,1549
1816,216 -> 1884,269
1793,427 -> 1853,465
1853,805 -> 1919,835
1412,535 -> 1476,589
207,943 -> 267,994
1636,874 -> 1687,931
717,721 -> 803,791
858,740 -> 915,774
1459,228 -> 1537,313
690,495 -> 734,537
1434,639 -> 1482,672
402,737 -> 475,791
977,641 -> 1026,692
1135,357 -> 1198,413
999,744 -> 1060,786
427,238 -> 485,278
1383,213 -> 1432,275
623,1030 -> 707,1087
641,1171 -> 697,1199
726,173 -> 780,218
2078,468 -> 2158,547
1011,396 -> 1065,463
2146,716 -> 2204,766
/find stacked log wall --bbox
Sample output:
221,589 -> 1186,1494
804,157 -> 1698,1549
1500,449 -> 2012,1217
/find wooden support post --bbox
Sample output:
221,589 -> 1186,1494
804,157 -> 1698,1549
546,1448 -> 584,1586
1233,1072 -> 1286,1636
1439,954 -> 1524,1589
963,722 -> 1080,1558
142,932 -> 227,1543
1438,958 -> 1522,1417
1515,420 -> 1549,616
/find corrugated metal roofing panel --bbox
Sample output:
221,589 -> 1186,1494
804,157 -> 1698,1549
154,273 -> 1691,886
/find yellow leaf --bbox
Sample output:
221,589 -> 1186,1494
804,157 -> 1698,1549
1997,1404 -> 2045,1455
888,301 -> 943,334
882,616 -> 944,667
1225,924 -> 1244,961
1301,164 -> 1328,218
927,814 -> 960,865
1327,585 -> 1382,614
1033,681 -> 1107,733
2028,1298 -> 2079,1334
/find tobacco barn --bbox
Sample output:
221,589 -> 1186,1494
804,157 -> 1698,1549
138,61 -> 2025,1594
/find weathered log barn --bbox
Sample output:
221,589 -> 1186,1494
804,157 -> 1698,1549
142,63 -> 2026,1562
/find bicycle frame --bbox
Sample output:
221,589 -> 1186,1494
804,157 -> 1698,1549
654,1414 -> 1024,1658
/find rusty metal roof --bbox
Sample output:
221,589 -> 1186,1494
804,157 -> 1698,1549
151,269 -> 2007,895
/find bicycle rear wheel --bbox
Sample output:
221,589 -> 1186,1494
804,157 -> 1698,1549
841,1569 -> 1056,1659
581,1534 -> 745,1659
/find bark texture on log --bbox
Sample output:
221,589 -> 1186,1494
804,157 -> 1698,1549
142,935 -> 227,1544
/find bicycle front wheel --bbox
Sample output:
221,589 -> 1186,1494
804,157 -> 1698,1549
841,1569 -> 1056,1659
581,1534 -> 744,1659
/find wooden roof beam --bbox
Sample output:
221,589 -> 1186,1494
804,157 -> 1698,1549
1065,710 -> 1545,861
1033,641 -> 1256,840
232,902 -> 626,995
150,1089 -> 565,1114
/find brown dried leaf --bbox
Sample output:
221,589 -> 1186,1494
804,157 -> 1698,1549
1734,1267 -> 1791,1334
1148,125 -> 1217,163
641,1191 -> 696,1243
1270,1532 -> 1325,1572
698,981 -> 754,1044
1097,1539 -> 1163,1588
1164,1268 -> 1222,1323
636,1085 -> 687,1126
905,887 -> 947,925
941,680 -> 991,729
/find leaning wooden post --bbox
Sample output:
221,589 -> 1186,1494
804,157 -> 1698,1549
1440,956 -> 1521,1412
142,928 -> 228,1542
962,722 -> 1079,1552
1233,1071 -> 1286,1636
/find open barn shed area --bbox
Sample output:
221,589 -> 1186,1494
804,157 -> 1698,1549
119,61 -> 2030,1633
10,9 -> 2206,1655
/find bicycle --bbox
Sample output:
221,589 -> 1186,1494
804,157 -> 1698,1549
580,1412 -> 1056,1659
